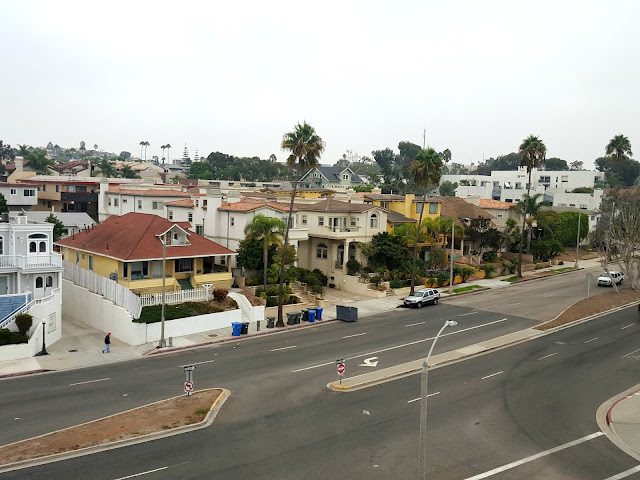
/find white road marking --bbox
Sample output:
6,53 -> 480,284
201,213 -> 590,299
359,357 -> 379,367
458,311 -> 478,316
537,353 -> 557,361
481,371 -> 503,380
622,347 -> 640,358
405,321 -> 426,327
463,432 -> 604,479
270,345 -> 297,352
114,466 -> 169,479
407,392 -> 440,403
342,333 -> 367,339
179,359 -> 215,367
291,318 -> 508,373
584,337 -> 598,344
603,465 -> 640,479
621,324 -> 635,330
69,378 -> 110,386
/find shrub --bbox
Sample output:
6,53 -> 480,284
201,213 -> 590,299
479,264 -> 497,274
0,328 -> 27,345
244,276 -> 261,286
266,296 -> 279,307
288,295 -> 300,304
135,300 -> 236,324
389,279 -> 405,289
213,288 -> 228,302
312,269 -> 328,286
436,271 -> 450,286
15,313 -> 33,336
501,259 -> 518,274
310,283 -> 324,296
370,275 -> 381,287
346,259 -> 362,276
482,251 -> 498,262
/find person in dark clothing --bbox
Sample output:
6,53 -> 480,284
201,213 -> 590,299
102,333 -> 111,353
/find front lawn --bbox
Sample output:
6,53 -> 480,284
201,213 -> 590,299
135,298 -> 238,324
453,285 -> 484,293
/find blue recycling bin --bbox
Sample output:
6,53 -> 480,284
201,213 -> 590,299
308,309 -> 316,323
315,307 -> 323,320
231,322 -> 242,336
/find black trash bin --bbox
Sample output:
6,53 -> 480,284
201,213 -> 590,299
267,316 -> 275,328
302,309 -> 309,322
240,322 -> 249,334
286,312 -> 296,325
294,312 -> 302,324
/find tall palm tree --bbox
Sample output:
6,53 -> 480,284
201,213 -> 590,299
165,144 -> 172,163
606,134 -> 633,161
139,141 -> 145,160
517,135 -> 547,277
409,148 -> 444,295
510,193 -> 553,253
97,158 -> 117,178
277,121 -> 325,327
120,165 -> 140,179
160,144 -> 167,164
244,214 -> 286,293
139,141 -> 150,160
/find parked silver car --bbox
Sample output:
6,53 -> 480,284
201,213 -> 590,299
403,288 -> 440,308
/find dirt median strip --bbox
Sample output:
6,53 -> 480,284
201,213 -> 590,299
0,388 -> 225,467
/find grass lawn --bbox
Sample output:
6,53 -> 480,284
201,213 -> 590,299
453,285 -> 484,293
502,276 -> 518,283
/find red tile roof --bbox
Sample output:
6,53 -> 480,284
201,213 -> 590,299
164,199 -> 194,208
478,199 -> 513,209
56,213 -> 234,260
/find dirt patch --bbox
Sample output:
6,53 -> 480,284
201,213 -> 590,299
0,388 -> 223,466
538,287 -> 640,330
238,286 -> 266,306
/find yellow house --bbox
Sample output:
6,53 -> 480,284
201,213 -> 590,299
55,212 -> 236,295
260,187 -> 335,199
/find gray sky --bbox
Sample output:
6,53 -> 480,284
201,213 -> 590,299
1,0 -> 638,169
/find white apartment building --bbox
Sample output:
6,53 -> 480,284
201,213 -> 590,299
0,182 -> 38,211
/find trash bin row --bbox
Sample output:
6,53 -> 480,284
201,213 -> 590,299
232,307 -> 325,336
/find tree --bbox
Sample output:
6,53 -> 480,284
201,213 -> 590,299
79,141 -> 86,156
544,157 -> 568,171
359,232 -> 412,271
93,144 -> 98,152
97,158 -> 117,178
516,135 -> 546,276
139,141 -> 150,160
165,144 -> 171,163
465,219 -> 502,262
510,193 -> 553,253
595,156 -> 640,187
244,215 -> 286,293
46,213 -> 67,241
606,134 -> 633,161
187,162 -> 214,179
409,147 -> 445,294
120,165 -> 140,179
0,140 -> 15,161
439,180 -> 458,196
119,151 -> 131,160
476,152 -> 520,175
161,144 -> 168,164
277,121 -> 325,327
0,193 -> 8,213
25,148 -> 53,174
569,161 -> 584,171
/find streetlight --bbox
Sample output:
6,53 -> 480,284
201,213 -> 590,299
157,231 -> 167,348
419,319 -> 457,479
36,321 -> 48,356
449,220 -> 455,294
574,211 -> 581,269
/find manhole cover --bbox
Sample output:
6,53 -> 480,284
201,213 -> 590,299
68,349 -> 78,352
207,334 -> 219,338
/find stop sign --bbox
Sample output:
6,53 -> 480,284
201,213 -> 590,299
337,363 -> 345,375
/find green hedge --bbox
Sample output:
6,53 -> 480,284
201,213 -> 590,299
0,328 -> 28,345
135,301 -> 237,324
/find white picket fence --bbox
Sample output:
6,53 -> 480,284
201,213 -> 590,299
139,289 -> 209,307
62,261 -> 142,319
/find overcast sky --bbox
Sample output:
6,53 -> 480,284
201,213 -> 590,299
1,0 -> 638,169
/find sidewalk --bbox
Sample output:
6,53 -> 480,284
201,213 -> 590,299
600,385 -> 640,461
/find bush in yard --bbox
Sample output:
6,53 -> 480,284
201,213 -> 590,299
501,259 -> 518,274
389,279 -> 405,289
213,288 -> 228,302
479,264 -> 497,274
436,271 -> 450,286
0,328 -> 27,345
346,259 -> 361,276
15,313 -> 33,336
370,275 -> 381,288
482,251 -> 498,262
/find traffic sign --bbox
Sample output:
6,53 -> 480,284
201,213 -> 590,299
184,381 -> 194,392
452,255 -> 459,259
183,365 -> 196,372
337,363 -> 345,375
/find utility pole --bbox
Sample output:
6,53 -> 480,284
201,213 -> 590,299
449,220 -> 455,294
574,211 -> 581,268
423,129 -> 426,150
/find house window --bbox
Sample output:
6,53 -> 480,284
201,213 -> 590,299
381,201 -> 389,209
10,188 -> 16,195
0,237 -> 3,255
56,185 -> 59,192
188,213 -> 193,222
230,217 -> 235,226
416,203 -> 423,213
24,189 -> 35,196
130,261 -> 149,279
429,203 -> 438,214
138,200 -> 142,209
370,214 -> 378,228
108,198 -> 112,206
302,215 -> 307,225
196,225 -> 204,235
75,251 -> 80,263
40,242 -> 46,253
195,199 -> 199,207
88,255 -> 94,271
350,217 -> 356,226
319,216 -> 324,226
123,263 -> 128,278
342,174 -> 348,180
42,185 -> 46,191
114,198 -> 119,207
152,201 -> 163,210
316,243 -> 328,259
46,275 -> 53,287
168,210 -> 173,221
497,213 -> 503,218
175,258 -> 193,272
36,277 -> 43,288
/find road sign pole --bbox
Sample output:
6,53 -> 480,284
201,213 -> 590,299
183,365 -> 196,396
336,359 -> 345,385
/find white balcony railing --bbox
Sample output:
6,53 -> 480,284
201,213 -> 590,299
0,253 -> 63,270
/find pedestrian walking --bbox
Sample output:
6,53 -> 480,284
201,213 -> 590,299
102,333 -> 111,353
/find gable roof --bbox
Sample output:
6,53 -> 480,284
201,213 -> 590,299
56,212 -> 234,261
434,196 -> 495,222
363,193 -> 406,201
301,165 -> 364,184
295,198 -> 377,213
219,199 -> 295,213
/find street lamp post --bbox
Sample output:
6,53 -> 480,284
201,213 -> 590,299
574,211 -> 581,269
158,231 -> 167,349
449,221 -> 455,294
36,321 -> 48,356
419,320 -> 457,480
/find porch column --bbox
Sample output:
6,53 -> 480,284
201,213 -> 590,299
342,238 -> 348,275
227,255 -> 232,272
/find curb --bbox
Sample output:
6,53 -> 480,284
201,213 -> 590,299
0,388 -> 231,473
596,384 -> 640,462
0,369 -> 51,380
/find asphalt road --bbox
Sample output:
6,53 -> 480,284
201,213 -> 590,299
1,267 -> 636,479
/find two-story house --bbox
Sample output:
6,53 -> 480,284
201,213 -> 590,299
0,182 -> 39,212
298,165 -> 364,190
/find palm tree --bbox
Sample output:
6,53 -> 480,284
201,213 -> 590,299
409,148 -> 444,295
277,121 -> 325,327
517,135 -> 546,277
244,215 -> 286,293
606,134 -> 633,161
120,165 -> 140,179
139,141 -> 150,160
25,149 -> 53,174
160,144 -> 167,164
165,144 -> 172,164
510,193 -> 553,253
97,158 -> 117,178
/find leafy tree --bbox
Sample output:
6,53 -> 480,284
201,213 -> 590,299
120,165 -> 140,179
359,232 -> 412,271
244,214 -> 285,293
237,238 -> 277,271
0,193 -> 8,213
476,152 -> 521,175
372,148 -> 398,186
439,180 -> 458,196
544,157 -> 568,170
0,140 -> 14,161
517,135 -> 546,276
277,121 -> 325,327
465,218 -> 501,262
46,213 -> 67,240
353,185 -> 373,192
571,187 -> 593,194
119,151 -> 131,160
442,163 -> 470,175
15,144 -> 31,157
510,193 -> 553,252
25,148 -> 53,174
544,210 -> 589,246
409,147 -> 445,294
569,161 -> 584,171
606,134 -> 633,161
595,156 -> 640,187
188,162 -> 214,179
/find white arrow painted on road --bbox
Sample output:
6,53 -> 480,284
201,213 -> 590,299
359,356 -> 379,367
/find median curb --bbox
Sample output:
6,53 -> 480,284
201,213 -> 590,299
0,388 -> 230,473
596,384 -> 640,462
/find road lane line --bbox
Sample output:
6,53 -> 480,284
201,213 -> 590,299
114,466 -> 169,479
622,347 -> 640,358
603,465 -> 640,479
481,371 -> 503,380
537,353 -> 557,361
291,318 -> 508,373
463,432 -> 604,479
69,378 -> 110,386
405,321 -> 426,327
342,333 -> 367,339
270,345 -> 297,352
407,392 -> 440,403
621,324 -> 635,330
179,359 -> 215,367
584,337 -> 598,344
458,311 -> 478,316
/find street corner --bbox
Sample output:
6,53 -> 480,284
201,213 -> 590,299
596,385 -> 640,462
